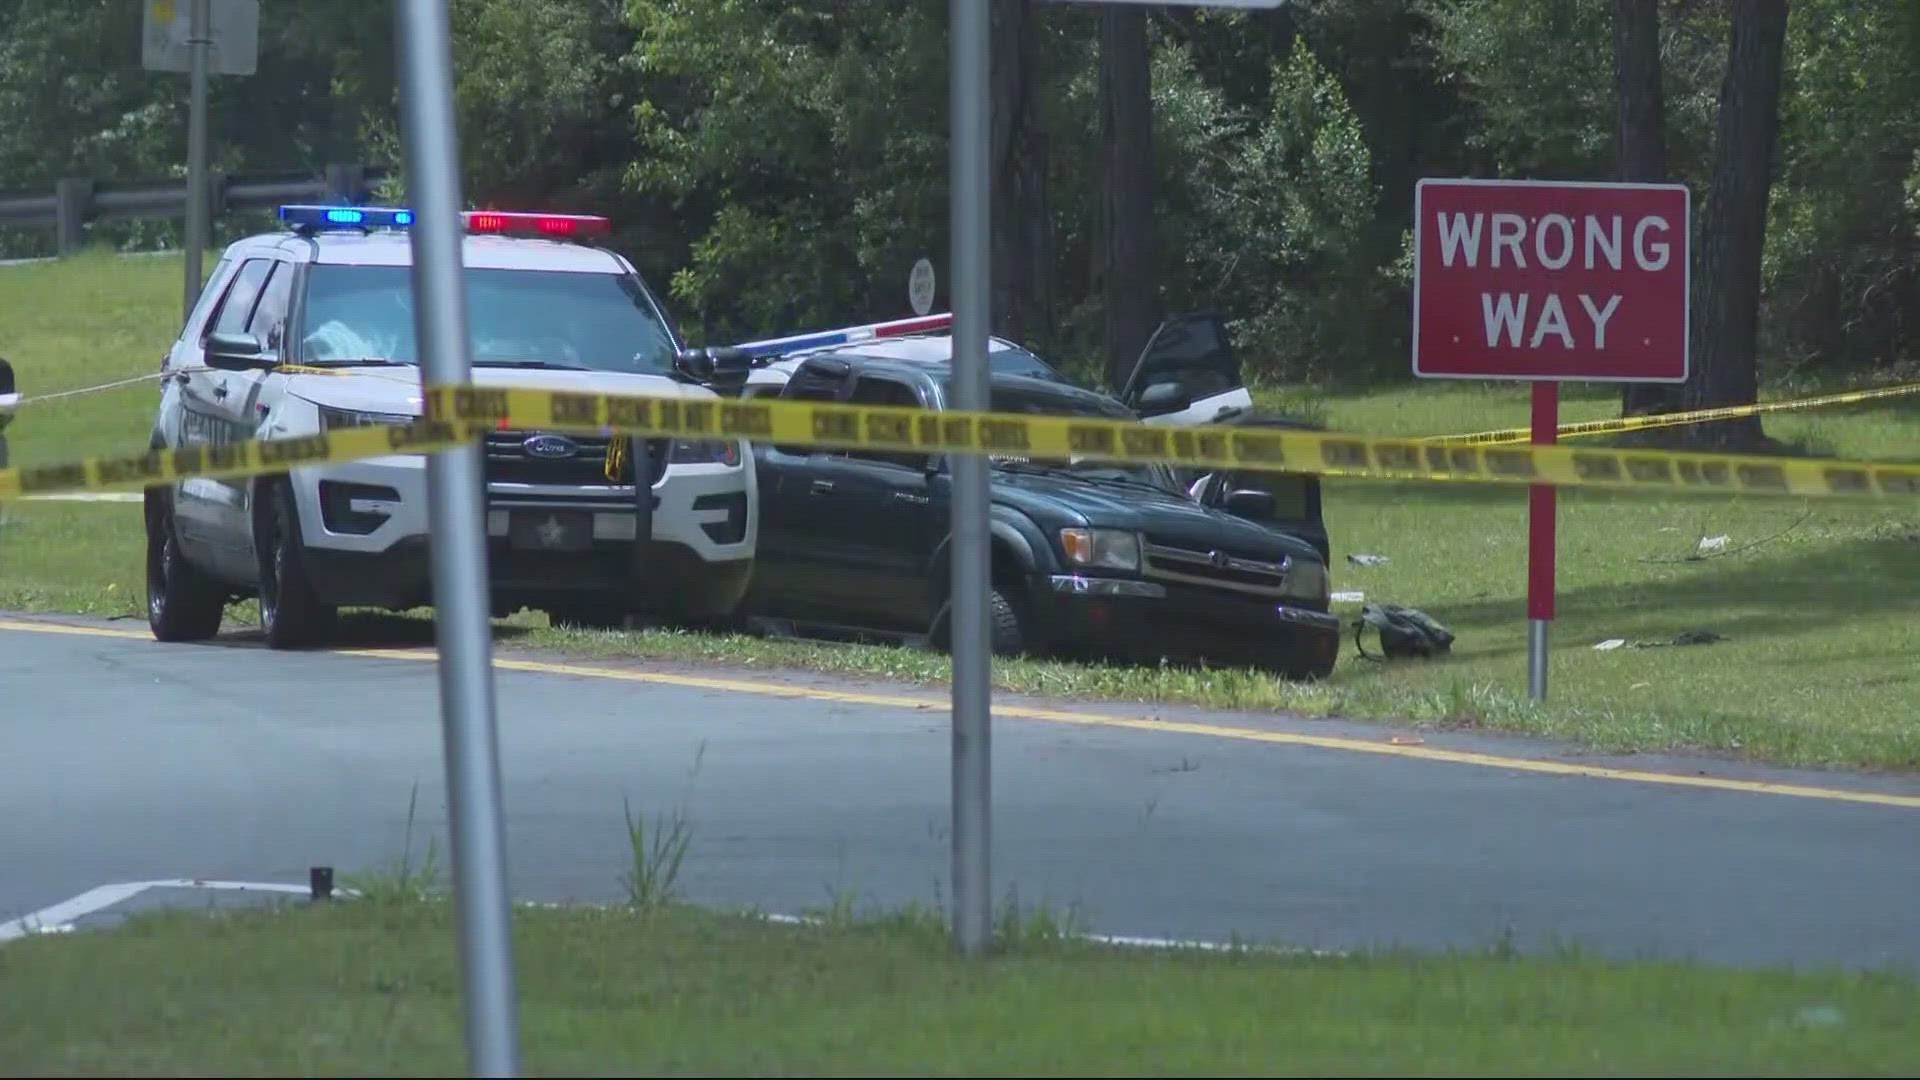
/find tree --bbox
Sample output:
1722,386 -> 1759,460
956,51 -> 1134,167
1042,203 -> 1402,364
991,0 -> 1053,344
1099,6 -> 1160,390
1683,0 -> 1791,449
1612,0 -> 1678,419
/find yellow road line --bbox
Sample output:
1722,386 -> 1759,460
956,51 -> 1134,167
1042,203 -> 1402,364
5,616 -> 1918,810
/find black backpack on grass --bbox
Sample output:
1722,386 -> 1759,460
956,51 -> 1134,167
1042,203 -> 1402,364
1354,603 -> 1455,661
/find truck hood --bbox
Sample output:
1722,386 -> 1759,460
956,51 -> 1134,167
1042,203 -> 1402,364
990,469 -> 1323,563
283,366 -> 713,416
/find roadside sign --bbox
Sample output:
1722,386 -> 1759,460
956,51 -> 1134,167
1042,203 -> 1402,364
142,0 -> 259,76
909,258 -> 936,317
1412,178 -> 1689,383
1412,176 -> 1692,706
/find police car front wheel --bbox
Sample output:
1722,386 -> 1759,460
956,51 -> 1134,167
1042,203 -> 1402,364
145,490 -> 225,643
254,479 -> 337,650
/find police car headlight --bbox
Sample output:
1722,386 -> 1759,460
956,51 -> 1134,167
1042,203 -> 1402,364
1059,528 -> 1141,572
318,406 -> 415,432
667,439 -> 742,467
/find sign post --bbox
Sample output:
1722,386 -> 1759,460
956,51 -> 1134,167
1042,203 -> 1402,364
950,0 -> 1281,956
142,0 -> 259,322
394,0 -> 521,1074
1412,177 -> 1689,702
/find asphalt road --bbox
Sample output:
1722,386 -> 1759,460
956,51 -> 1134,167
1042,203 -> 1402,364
4,613 -> 1918,972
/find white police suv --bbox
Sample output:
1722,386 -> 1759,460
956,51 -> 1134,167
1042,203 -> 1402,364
144,204 -> 757,649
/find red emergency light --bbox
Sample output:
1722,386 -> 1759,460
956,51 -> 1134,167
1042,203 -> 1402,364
463,211 -> 612,239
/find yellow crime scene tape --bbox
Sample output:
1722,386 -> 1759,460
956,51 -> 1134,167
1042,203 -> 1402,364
0,419 -> 476,500
1428,381 -> 1920,446
4,383 -> 1920,503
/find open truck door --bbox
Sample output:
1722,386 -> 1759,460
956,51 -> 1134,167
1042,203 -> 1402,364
1115,314 -> 1253,427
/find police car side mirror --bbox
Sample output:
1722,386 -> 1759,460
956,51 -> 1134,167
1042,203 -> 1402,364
704,346 -> 752,392
674,346 -> 752,393
1222,488 -> 1276,518
204,331 -> 273,371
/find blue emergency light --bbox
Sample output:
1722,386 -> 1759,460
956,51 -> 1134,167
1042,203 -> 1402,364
278,204 -> 415,231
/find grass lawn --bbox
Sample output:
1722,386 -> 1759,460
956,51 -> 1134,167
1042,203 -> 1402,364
5,249 -> 1920,772
3,897 -> 1918,1076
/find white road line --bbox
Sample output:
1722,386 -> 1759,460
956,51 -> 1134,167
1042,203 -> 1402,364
0,879 -> 321,944
17,492 -> 143,503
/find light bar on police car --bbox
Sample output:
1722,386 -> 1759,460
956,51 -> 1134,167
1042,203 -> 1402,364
278,204 -> 416,230
277,205 -> 611,238
463,210 -> 611,238
727,312 -> 955,359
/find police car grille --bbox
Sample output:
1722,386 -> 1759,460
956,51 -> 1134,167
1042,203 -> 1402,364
1142,542 -> 1289,597
483,431 -> 668,486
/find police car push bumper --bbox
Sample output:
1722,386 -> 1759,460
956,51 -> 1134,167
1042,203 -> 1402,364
285,434 -> 751,559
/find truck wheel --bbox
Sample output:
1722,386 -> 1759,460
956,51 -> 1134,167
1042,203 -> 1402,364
930,588 -> 1027,656
988,588 -> 1025,655
145,490 -> 225,642
255,479 -> 337,650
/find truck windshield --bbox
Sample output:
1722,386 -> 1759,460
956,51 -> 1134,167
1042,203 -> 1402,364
968,380 -> 1183,493
298,265 -> 679,375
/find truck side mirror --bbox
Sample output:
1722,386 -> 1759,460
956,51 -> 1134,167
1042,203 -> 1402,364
1222,488 -> 1276,518
1137,380 -> 1191,416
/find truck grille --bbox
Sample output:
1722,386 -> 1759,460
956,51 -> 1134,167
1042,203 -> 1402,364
1143,542 -> 1290,597
483,430 -> 667,486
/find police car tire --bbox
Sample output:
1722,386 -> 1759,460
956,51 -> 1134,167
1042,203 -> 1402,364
145,492 -> 225,643
256,479 -> 337,650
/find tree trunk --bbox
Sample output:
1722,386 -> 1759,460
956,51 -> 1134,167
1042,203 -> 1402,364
1612,0 -> 1679,419
990,0 -> 1052,346
1682,0 -> 1790,450
1099,6 -> 1160,393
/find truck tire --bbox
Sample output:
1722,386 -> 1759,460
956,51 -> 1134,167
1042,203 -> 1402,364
255,479 -> 337,650
930,588 -> 1027,657
145,490 -> 225,642
988,588 -> 1025,655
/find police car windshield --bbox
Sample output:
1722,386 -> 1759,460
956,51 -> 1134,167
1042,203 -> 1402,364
299,265 -> 678,375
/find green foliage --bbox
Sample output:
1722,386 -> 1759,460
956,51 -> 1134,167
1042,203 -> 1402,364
0,0 -> 1915,380
1418,0 -> 1616,178
1761,0 -> 1920,379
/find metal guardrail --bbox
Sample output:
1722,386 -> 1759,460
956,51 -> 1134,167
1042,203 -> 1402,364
0,163 -> 392,253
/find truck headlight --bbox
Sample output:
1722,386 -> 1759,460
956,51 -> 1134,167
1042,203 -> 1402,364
1285,558 -> 1331,607
667,438 -> 742,467
1059,528 -> 1141,572
318,406 -> 415,431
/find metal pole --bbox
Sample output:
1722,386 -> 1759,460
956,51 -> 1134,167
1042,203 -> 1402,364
182,0 -> 210,322
1528,619 -> 1549,701
1527,380 -> 1558,704
394,0 -> 521,1074
948,0 -> 993,957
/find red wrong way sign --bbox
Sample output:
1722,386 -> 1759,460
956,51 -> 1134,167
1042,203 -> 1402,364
1413,178 -> 1690,383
